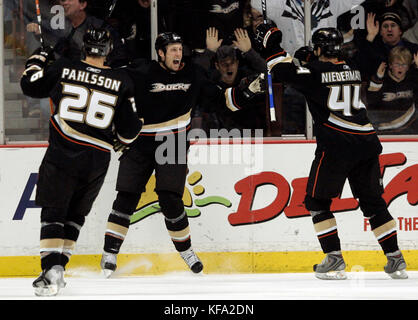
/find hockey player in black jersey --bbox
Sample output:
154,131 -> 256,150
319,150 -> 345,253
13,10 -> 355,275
20,27 -> 142,296
100,32 -> 264,277
257,26 -> 408,280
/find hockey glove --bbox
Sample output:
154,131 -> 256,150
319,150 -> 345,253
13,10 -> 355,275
25,46 -> 54,70
254,22 -> 283,51
113,138 -> 130,153
294,46 -> 317,65
241,73 -> 265,99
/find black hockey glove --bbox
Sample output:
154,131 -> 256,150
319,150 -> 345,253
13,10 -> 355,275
254,22 -> 283,51
113,138 -> 130,153
25,46 -> 54,70
240,73 -> 265,99
294,46 -> 317,65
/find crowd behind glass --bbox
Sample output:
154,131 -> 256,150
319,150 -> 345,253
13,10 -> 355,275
3,0 -> 418,142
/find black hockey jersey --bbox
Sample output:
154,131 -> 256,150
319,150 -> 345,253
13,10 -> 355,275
20,57 -> 141,175
127,60 -> 255,145
268,50 -> 382,155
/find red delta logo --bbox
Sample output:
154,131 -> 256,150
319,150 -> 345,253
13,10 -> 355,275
228,153 -> 418,226
13,153 -> 418,224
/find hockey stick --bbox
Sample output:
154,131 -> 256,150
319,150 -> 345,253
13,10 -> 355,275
35,0 -> 46,49
107,0 -> 118,19
261,0 -> 276,122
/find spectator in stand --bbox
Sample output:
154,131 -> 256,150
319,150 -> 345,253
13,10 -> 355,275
339,0 -> 415,68
193,27 -> 266,73
355,1 -> 415,33
55,0 -> 128,67
381,0 -> 414,32
193,26 -> 266,132
24,0 -> 70,57
199,45 -> 266,133
366,47 -> 418,134
358,11 -> 418,77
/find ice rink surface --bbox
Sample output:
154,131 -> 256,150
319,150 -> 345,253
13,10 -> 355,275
1,270 -> 418,300
1,271 -> 416,318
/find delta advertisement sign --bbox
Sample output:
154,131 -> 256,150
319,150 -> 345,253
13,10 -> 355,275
2,141 -> 418,255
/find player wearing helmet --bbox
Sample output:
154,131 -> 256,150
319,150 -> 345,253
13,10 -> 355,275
99,32 -> 265,277
154,32 -> 184,71
256,25 -> 408,280
20,27 -> 142,296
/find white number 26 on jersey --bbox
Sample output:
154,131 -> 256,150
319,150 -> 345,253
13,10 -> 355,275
327,84 -> 366,116
59,83 -> 117,129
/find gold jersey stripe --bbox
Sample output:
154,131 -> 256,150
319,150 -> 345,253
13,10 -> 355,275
314,218 -> 337,235
373,219 -> 397,240
141,111 -> 192,132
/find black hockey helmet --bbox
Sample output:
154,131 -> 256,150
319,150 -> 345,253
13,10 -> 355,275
253,20 -> 282,51
83,27 -> 112,57
155,32 -> 183,55
312,28 -> 343,58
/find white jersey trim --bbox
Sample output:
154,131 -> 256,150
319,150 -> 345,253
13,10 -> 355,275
328,114 -> 375,132
53,115 -> 113,151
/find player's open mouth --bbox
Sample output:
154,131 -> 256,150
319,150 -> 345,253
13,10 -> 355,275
173,59 -> 181,65
227,71 -> 233,76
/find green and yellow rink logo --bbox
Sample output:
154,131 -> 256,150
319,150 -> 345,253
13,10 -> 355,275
130,171 -> 232,224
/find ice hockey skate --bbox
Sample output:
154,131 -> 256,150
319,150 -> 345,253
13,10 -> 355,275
313,251 -> 347,280
384,251 -> 408,279
32,265 -> 66,296
180,248 -> 203,273
101,251 -> 117,278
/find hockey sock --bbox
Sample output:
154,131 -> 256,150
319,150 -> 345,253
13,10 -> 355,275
61,216 -> 85,269
40,221 -> 65,270
165,211 -> 191,252
311,210 -> 341,253
104,209 -> 131,254
369,213 -> 399,254
40,208 -> 65,270
103,192 -> 140,254
158,190 -> 191,252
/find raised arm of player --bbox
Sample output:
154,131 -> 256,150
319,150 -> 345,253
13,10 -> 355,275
20,47 -> 62,98
254,23 -> 315,92
195,63 -> 265,113
112,77 -> 142,152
